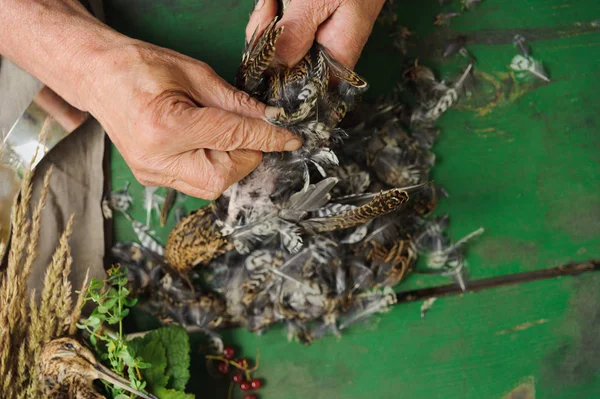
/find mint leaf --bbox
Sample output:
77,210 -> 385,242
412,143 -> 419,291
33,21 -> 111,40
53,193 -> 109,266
133,338 -> 169,391
155,387 -> 195,399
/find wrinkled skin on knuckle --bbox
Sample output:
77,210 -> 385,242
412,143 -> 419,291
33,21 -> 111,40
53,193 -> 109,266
311,0 -> 338,21
178,151 -> 229,197
124,49 -> 192,130
182,174 -> 221,200
213,131 -> 236,152
124,143 -> 177,185
141,91 -> 194,149
316,7 -> 371,66
204,171 -> 229,198
214,117 -> 248,151
281,19 -> 312,55
232,89 -> 262,114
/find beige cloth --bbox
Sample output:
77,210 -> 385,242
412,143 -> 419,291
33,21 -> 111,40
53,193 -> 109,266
26,120 -> 108,293
0,0 -> 107,293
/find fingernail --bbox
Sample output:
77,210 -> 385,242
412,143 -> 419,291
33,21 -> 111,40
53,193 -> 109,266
254,0 -> 265,11
284,137 -> 302,151
265,106 -> 284,120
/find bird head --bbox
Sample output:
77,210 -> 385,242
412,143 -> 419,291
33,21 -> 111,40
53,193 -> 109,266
40,337 -> 158,399
40,338 -> 98,379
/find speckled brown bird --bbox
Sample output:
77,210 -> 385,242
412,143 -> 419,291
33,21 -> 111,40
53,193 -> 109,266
165,204 -> 233,273
39,337 -> 156,399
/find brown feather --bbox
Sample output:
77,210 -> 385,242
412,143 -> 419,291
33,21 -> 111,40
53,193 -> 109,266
236,17 -> 284,92
165,204 -> 232,272
317,44 -> 368,89
300,189 -> 409,234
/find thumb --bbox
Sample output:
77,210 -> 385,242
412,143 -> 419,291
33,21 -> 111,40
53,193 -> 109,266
276,0 -> 342,66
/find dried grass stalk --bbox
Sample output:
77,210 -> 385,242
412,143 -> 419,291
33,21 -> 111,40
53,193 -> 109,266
0,118 -> 89,399
0,241 -> 6,266
69,269 -> 90,336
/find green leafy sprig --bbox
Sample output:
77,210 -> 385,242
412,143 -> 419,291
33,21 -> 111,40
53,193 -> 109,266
77,265 -> 150,397
77,265 -> 195,399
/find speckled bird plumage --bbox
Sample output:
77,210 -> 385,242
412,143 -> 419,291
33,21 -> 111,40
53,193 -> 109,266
120,0 -> 482,345
39,338 -> 156,399
165,204 -> 232,271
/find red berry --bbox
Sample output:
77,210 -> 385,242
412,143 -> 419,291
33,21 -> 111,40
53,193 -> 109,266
232,373 -> 244,384
223,346 -> 235,360
243,395 -> 258,399
250,379 -> 262,389
240,381 -> 251,391
217,361 -> 229,375
236,358 -> 249,369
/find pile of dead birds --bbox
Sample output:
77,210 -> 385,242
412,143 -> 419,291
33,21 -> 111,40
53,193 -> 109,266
107,0 -> 556,347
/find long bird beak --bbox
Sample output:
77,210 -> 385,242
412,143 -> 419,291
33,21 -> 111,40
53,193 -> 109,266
94,363 -> 158,399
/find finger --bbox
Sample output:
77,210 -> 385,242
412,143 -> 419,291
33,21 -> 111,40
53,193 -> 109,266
169,179 -> 222,201
208,149 -> 263,186
245,0 -> 279,43
169,149 -> 262,199
316,0 -> 385,69
128,151 -> 223,200
188,67 -> 283,121
179,106 -> 302,153
276,0 -> 342,66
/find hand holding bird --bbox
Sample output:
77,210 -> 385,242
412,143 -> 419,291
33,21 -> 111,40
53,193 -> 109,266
246,0 -> 387,69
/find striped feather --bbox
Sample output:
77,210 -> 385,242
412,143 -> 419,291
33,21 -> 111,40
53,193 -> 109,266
317,44 -> 368,90
300,189 -> 409,234
237,17 -> 284,92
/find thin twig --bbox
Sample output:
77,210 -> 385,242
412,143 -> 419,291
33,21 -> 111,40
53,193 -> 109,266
396,260 -> 600,304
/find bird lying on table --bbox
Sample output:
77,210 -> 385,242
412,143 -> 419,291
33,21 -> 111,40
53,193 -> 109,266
39,337 -> 157,399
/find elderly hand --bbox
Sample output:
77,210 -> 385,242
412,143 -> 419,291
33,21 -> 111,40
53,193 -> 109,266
246,0 -> 386,69
0,0 -> 302,200
88,42 -> 301,199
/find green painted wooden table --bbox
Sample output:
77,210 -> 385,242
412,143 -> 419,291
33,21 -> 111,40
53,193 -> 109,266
105,1 -> 600,397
